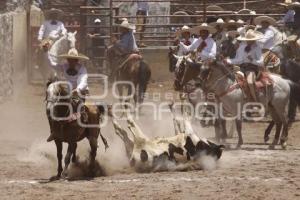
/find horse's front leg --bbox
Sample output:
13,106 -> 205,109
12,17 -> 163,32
264,120 -> 275,143
88,136 -> 98,177
235,119 -> 243,149
269,123 -> 282,149
62,142 -> 76,178
50,140 -> 63,181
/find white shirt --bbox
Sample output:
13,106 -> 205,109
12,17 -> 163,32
282,9 -> 295,23
258,27 -> 275,50
38,20 -> 67,41
177,38 -> 196,56
226,42 -> 264,67
179,37 -> 217,61
50,63 -> 88,91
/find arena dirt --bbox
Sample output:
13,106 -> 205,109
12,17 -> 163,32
1,76 -> 300,200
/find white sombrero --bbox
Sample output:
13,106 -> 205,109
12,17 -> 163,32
45,8 -> 64,18
119,20 -> 135,30
290,2 -> 300,8
175,25 -> 191,36
207,5 -> 224,11
237,29 -> 264,41
210,18 -> 225,27
191,23 -> 217,34
254,16 -> 277,26
94,18 -> 101,23
225,19 -> 242,27
236,19 -> 245,25
59,49 -> 89,60
287,34 -> 298,42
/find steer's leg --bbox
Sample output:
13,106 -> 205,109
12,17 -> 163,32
72,143 -> 78,163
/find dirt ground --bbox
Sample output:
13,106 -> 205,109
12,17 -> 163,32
1,79 -> 300,200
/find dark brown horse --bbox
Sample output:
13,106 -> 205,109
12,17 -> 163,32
45,81 -> 108,180
108,51 -> 151,105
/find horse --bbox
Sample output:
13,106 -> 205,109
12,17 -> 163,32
174,57 -> 297,149
168,47 -> 231,135
107,51 -> 151,106
45,80 -> 108,180
263,41 -> 300,141
37,32 -> 77,83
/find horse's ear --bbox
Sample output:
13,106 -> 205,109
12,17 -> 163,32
73,31 -> 77,36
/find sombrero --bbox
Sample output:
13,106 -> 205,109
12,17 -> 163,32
254,16 -> 276,26
206,5 -> 224,11
119,20 -> 135,30
191,23 -> 217,34
45,8 -> 64,18
94,18 -> 101,23
59,49 -> 89,60
237,29 -> 264,41
175,25 -> 191,36
227,30 -> 240,38
236,19 -> 245,25
287,34 -> 298,42
290,2 -> 300,8
225,19 -> 242,27
210,18 -> 225,27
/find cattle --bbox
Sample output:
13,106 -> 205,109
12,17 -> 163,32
111,104 -> 225,172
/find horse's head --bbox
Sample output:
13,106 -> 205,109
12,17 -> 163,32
45,81 -> 73,120
173,55 -> 201,91
49,31 -> 77,56
220,38 -> 238,59
66,31 -> 77,49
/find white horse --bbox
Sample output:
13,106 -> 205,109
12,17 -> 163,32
174,58 -> 297,150
38,32 -> 77,83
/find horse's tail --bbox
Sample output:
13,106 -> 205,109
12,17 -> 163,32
288,80 -> 300,104
138,60 -> 151,103
287,80 -> 300,123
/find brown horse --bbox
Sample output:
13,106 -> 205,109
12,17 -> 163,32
108,51 -> 151,105
45,81 -> 108,180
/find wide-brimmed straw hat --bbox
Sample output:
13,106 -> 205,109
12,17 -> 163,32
119,20 -> 135,30
210,18 -> 225,27
287,35 -> 298,42
45,8 -> 64,18
290,2 -> 300,8
225,19 -> 243,27
254,16 -> 277,26
59,49 -> 89,60
236,19 -> 245,25
175,25 -> 191,36
191,23 -> 217,34
237,29 -> 264,41
94,18 -> 101,24
207,5 -> 224,11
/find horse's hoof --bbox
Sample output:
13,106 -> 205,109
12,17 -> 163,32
49,175 -> 60,182
281,142 -> 287,150
268,145 -> 275,150
235,144 -> 242,149
264,136 -> 270,143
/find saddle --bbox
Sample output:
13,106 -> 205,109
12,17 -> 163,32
235,71 -> 273,98
263,50 -> 280,69
39,38 -> 54,52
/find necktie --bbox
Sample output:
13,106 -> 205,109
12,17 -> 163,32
245,44 -> 251,53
